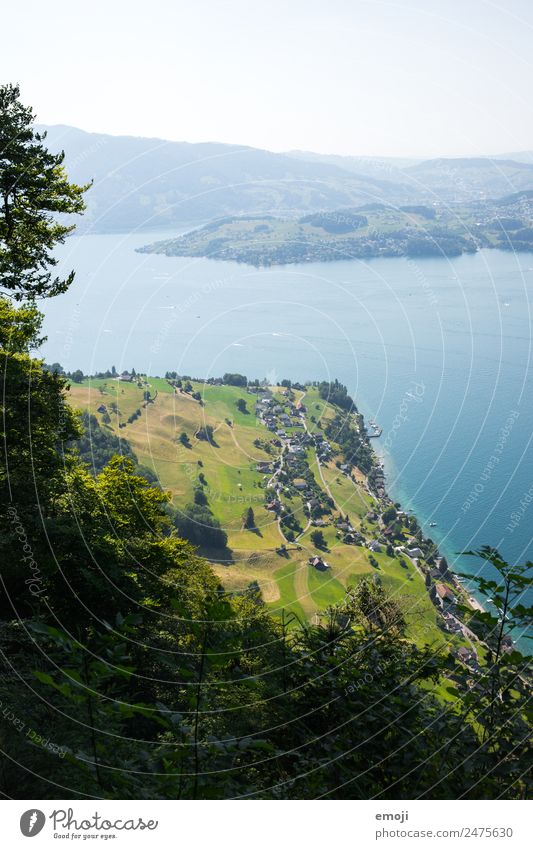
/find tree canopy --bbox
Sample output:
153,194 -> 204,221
0,84 -> 89,300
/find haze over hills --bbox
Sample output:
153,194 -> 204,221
39,124 -> 413,233
40,124 -> 533,233
288,150 -> 533,202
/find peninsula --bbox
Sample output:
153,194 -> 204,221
137,192 -> 533,266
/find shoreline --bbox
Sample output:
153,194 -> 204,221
363,416 -> 491,639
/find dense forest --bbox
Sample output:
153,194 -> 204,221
0,85 -> 531,800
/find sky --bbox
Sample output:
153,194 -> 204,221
2,0 -> 533,157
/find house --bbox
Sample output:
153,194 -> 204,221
501,635 -> 514,653
119,372 -> 134,382
293,480 -> 307,490
366,511 -> 378,522
265,500 -> 280,512
256,462 -> 273,473
407,547 -> 424,559
368,540 -> 382,553
435,583 -> 456,605
457,646 -> 477,665
309,556 -> 329,571
344,533 -> 361,545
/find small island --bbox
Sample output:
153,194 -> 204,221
137,191 -> 533,266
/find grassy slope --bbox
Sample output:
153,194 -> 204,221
68,376 -> 445,645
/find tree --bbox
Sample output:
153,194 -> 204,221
348,576 -> 406,635
70,369 -> 84,383
194,487 -> 208,506
236,398 -> 248,414
0,297 -> 44,351
382,505 -> 397,524
173,503 -> 228,549
0,84 -> 89,300
223,373 -> 247,387
243,506 -> 256,530
311,529 -> 326,549
178,431 -> 191,448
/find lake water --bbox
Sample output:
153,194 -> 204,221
41,230 -> 533,607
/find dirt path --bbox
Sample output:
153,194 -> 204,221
293,560 -> 315,618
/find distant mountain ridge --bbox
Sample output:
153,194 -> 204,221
39,124 -> 413,233
38,124 -> 533,233
288,150 -> 533,202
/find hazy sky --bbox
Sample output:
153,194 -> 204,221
3,0 -> 533,157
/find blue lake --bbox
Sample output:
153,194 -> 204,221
41,231 -> 533,605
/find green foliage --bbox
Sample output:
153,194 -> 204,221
173,502 -> 228,549
310,528 -> 326,549
324,411 -> 373,474
318,378 -> 354,411
300,210 -> 368,233
194,487 -> 208,506
178,430 -> 191,447
243,506 -> 255,530
0,297 -> 44,350
0,84 -> 89,300
382,505 -> 397,524
74,411 -> 137,474
222,372 -> 247,387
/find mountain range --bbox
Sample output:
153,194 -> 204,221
39,124 -> 533,233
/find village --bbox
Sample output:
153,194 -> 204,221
247,381 -> 500,673
69,370 -> 508,673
